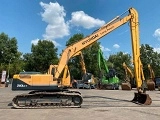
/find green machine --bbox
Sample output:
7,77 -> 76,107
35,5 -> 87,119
97,48 -> 119,90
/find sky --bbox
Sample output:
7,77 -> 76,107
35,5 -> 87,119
1,0 -> 160,58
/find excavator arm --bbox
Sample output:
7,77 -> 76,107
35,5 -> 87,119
147,64 -> 155,90
98,48 -> 109,73
148,64 -> 155,80
55,8 -> 144,90
54,7 -> 151,104
122,62 -> 134,90
55,8 -> 136,79
123,62 -> 134,79
73,51 -> 87,75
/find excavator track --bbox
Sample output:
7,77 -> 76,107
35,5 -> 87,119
12,90 -> 83,109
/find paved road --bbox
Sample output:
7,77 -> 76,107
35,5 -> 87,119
0,86 -> 160,120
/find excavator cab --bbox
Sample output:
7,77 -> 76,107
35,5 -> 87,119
108,69 -> 116,78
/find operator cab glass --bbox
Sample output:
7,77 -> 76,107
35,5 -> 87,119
51,67 -> 57,76
108,69 -> 116,78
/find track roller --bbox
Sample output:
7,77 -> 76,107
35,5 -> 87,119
72,96 -> 83,106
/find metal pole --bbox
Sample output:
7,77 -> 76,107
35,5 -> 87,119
7,58 -> 11,80
7,58 -> 11,79
6,58 -> 11,87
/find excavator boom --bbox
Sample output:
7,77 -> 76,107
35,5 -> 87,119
54,11 -> 133,80
98,48 -> 109,73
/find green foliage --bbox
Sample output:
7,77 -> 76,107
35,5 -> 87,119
83,43 -> 100,77
23,40 -> 58,73
23,53 -> 35,71
1,31 -> 160,82
0,33 -> 18,63
0,32 -> 59,77
66,33 -> 84,46
66,34 -> 84,79
140,44 -> 160,79
0,32 -> 22,77
107,52 -> 132,82
65,33 -> 100,79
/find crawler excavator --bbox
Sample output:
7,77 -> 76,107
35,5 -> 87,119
76,51 -> 95,89
11,8 -> 152,108
121,62 -> 136,90
97,48 -> 119,90
70,51 -> 95,89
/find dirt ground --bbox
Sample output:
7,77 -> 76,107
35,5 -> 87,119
0,85 -> 160,120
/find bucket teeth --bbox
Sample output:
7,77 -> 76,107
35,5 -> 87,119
121,83 -> 131,90
132,92 -> 152,105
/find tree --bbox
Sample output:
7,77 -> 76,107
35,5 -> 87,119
107,52 -> 132,82
65,34 -> 84,79
140,44 -> 160,78
0,32 -> 22,77
24,40 -> 58,73
66,33 -> 84,46
65,33 -> 100,79
23,53 -> 35,71
83,43 -> 100,77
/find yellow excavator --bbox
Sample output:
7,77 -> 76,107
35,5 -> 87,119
76,51 -> 95,89
69,51 -> 95,89
146,64 -> 155,90
121,62 -> 135,90
12,8 -> 152,108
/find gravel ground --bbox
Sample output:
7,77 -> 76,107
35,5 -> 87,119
0,85 -> 160,120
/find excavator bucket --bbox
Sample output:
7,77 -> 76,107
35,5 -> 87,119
121,83 -> 131,90
132,92 -> 152,105
147,81 -> 155,90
